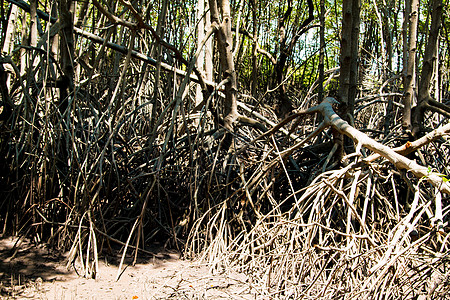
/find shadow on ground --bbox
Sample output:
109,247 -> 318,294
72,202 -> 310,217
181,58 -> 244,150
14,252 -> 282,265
0,236 -> 254,300
0,236 -> 71,298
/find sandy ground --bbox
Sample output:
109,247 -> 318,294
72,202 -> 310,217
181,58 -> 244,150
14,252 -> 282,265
0,237 -> 257,300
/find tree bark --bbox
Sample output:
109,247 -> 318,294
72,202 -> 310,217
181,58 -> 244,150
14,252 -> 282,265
250,0 -> 258,98
402,0 -> 418,133
195,0 -> 206,108
338,0 -> 360,122
204,1 -> 213,84
318,0 -> 325,103
209,0 -> 238,135
19,9 -> 27,76
382,5 -> 393,75
337,0 -> 360,157
150,0 -> 168,129
413,0 -> 443,137
1,4 -> 18,89
402,0 -> 411,79
29,0 -> 38,47
58,0 -> 74,115
50,4 -> 59,58
1,4 -> 18,55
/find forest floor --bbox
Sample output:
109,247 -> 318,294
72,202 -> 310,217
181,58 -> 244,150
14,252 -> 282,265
0,236 -> 257,300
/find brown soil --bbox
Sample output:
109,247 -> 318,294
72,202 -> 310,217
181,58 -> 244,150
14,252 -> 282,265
0,237 -> 257,299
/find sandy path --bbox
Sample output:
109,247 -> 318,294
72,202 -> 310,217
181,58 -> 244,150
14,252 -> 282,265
0,237 -> 257,299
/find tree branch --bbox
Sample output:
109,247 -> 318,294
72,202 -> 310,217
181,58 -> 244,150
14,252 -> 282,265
5,0 -> 210,89
321,97 -> 450,193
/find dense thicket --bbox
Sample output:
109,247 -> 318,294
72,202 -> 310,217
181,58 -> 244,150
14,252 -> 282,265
0,0 -> 449,298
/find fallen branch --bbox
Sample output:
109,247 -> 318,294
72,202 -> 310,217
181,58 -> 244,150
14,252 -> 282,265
365,122 -> 450,162
321,97 -> 450,193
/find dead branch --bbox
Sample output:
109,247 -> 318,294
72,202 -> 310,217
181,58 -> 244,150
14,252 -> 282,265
320,97 -> 450,193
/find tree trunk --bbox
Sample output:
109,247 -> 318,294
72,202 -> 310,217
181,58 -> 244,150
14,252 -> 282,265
1,4 -> 18,89
209,0 -> 238,137
204,1 -> 213,84
402,0 -> 418,133
318,0 -> 325,103
251,0 -> 258,98
402,0 -> 411,78
371,0 -> 386,78
382,4 -> 393,75
58,0 -> 74,115
195,0 -> 206,108
150,0 -> 168,129
50,4 -> 59,58
2,4 -> 18,55
413,0 -> 443,137
19,9 -> 27,76
338,0 -> 360,122
29,0 -> 38,47
336,0 -> 360,158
